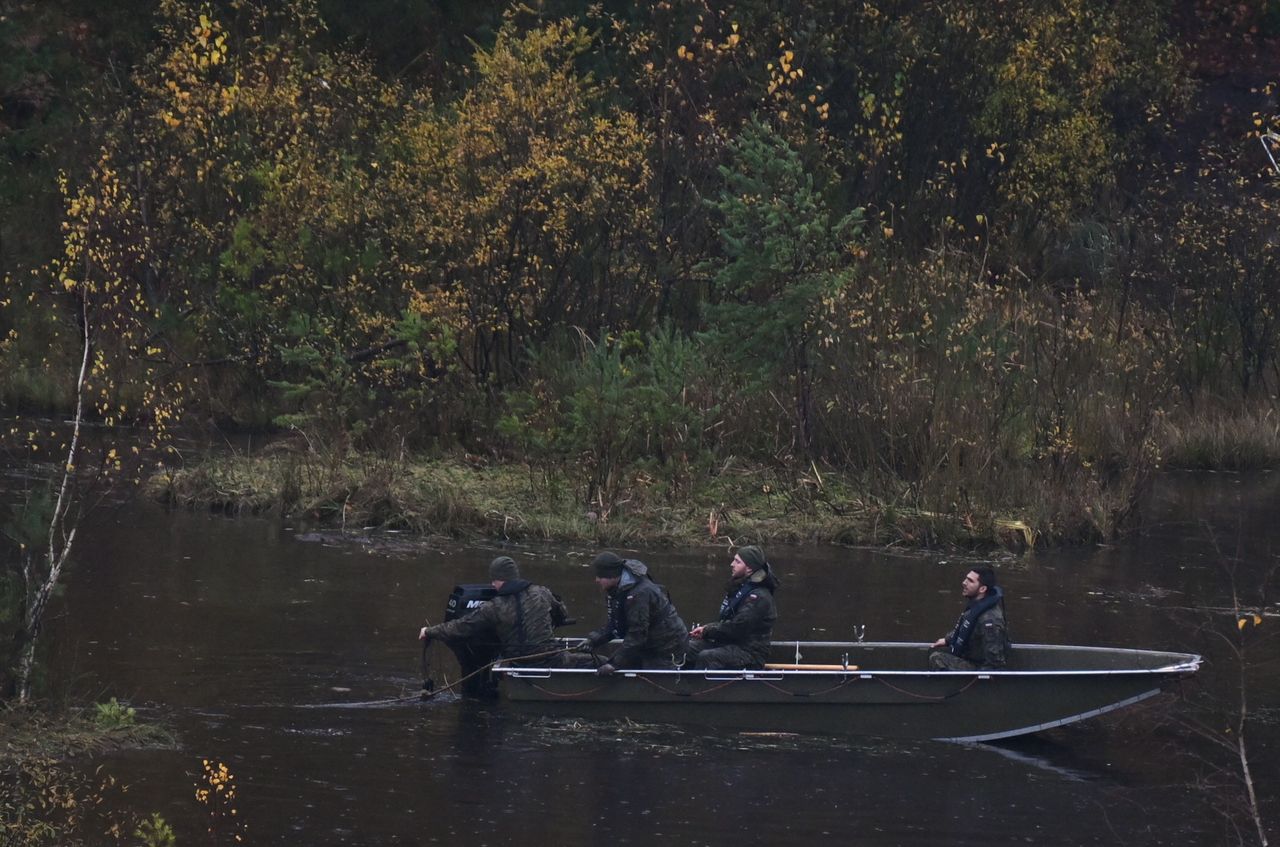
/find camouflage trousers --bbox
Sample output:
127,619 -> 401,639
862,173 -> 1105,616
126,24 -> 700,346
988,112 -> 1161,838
685,639 -> 760,670
928,649 -> 981,671
563,649 -> 680,670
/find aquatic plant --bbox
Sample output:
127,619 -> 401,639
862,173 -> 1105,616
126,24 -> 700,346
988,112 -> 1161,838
92,699 -> 137,732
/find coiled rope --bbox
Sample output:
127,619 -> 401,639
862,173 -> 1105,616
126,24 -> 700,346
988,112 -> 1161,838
528,669 -> 983,702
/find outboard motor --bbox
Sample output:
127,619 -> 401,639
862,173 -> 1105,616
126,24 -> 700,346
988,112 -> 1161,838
445,583 -> 497,621
441,584 -> 501,696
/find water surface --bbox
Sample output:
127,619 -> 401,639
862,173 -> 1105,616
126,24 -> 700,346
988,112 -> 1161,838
41,472 -> 1280,845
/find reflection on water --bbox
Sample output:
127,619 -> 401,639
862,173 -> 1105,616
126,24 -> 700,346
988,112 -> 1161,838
33,472 -> 1280,845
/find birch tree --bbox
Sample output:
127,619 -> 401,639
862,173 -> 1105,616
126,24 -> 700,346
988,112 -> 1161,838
2,155 -> 182,702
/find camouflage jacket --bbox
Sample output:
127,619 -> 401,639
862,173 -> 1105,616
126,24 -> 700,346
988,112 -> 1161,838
427,580 -> 568,658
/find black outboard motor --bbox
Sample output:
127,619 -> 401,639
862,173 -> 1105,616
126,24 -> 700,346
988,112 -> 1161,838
445,583 -> 498,620
441,584 -> 502,696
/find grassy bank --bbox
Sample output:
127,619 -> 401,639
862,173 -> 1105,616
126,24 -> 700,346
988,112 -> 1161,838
149,400 -> 1280,551
1,702 -> 175,846
152,450 -> 1040,550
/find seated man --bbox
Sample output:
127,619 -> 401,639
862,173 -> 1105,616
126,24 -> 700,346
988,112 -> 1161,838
584,552 -> 688,674
929,566 -> 1008,671
418,556 -> 569,664
686,546 -> 779,670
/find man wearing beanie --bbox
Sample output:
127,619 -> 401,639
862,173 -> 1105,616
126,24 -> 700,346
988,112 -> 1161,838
582,551 -> 688,674
419,556 -> 570,663
686,546 -> 779,669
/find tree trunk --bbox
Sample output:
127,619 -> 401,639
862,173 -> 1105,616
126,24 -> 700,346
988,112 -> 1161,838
11,290 -> 91,703
16,638 -> 37,704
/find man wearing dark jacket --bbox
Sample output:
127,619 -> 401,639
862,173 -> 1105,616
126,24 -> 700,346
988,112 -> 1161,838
586,552 -> 688,674
419,556 -> 569,663
686,546 -> 779,669
928,566 -> 1008,671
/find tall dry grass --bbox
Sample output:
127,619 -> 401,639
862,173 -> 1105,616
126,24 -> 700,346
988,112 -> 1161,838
1161,407 -> 1280,470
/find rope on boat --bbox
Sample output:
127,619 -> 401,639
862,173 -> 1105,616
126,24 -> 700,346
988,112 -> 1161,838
421,644 -> 571,699
295,643 -> 573,709
870,675 -> 982,701
531,670 -> 842,700
527,682 -> 611,698
633,676 -> 744,698
305,652 -> 984,708
758,677 -> 860,698
519,668 -> 984,703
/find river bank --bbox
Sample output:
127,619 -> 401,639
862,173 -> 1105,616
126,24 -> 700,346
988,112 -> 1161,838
1,702 -> 172,768
142,399 -> 1280,553
151,450 -> 1040,550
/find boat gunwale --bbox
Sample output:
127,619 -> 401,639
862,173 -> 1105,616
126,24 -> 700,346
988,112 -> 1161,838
495,666 -> 1201,678
494,641 -> 1203,679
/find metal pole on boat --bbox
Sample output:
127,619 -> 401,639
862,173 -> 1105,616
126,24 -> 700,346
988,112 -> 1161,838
1263,131 -> 1280,177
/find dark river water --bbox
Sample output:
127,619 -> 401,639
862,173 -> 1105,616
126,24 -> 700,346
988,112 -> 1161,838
34,471 -> 1280,845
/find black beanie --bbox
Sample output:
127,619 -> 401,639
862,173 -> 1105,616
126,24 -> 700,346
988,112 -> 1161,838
592,551 -> 625,577
736,546 -> 767,572
489,556 -> 520,581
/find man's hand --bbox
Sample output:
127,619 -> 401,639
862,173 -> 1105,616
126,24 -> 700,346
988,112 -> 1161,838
689,625 -> 705,639
596,663 -> 616,676
570,641 -> 593,653
419,627 -> 431,642
931,637 -> 946,649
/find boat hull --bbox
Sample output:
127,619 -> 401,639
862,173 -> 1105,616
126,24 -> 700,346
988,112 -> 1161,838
494,642 -> 1201,742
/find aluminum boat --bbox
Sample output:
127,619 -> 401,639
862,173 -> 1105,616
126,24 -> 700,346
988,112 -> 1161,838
492,640 -> 1201,742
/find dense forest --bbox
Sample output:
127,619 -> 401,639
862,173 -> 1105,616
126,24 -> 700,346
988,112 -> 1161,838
2,0 -> 1280,547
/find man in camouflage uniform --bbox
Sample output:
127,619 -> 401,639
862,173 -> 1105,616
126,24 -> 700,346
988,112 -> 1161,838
929,566 -> 1008,671
686,546 -> 779,670
584,552 -> 688,674
419,556 -> 569,664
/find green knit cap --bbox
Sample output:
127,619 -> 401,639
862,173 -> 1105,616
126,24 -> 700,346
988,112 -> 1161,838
489,556 -> 520,581
736,546 -> 767,571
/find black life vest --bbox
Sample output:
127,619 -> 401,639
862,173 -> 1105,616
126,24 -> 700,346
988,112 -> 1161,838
948,586 -> 1003,657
